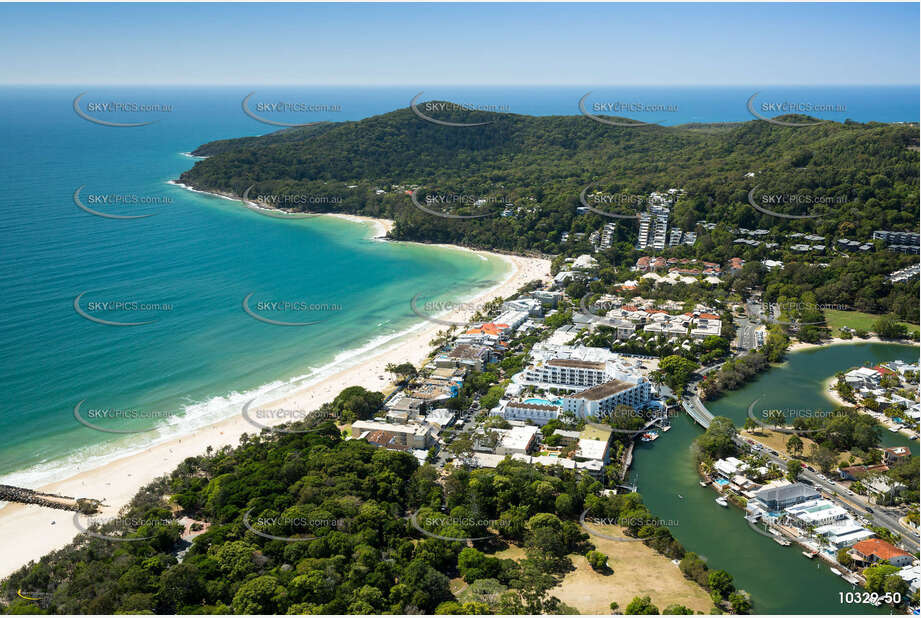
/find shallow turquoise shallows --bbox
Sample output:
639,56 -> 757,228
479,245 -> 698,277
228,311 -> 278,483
0,87 -> 508,485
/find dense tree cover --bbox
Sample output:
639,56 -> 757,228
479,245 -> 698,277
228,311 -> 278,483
0,396 -> 742,615
699,350 -> 775,401
789,407 -> 882,455
694,416 -> 739,462
327,386 -> 384,422
654,355 -> 700,393
180,103 -> 919,321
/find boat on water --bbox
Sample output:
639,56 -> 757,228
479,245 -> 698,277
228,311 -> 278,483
660,425 -> 671,432
677,494 -> 684,499
774,537 -> 791,546
769,528 -> 783,537
802,551 -> 817,559
715,497 -> 728,507
640,431 -> 660,442
699,480 -> 709,487
830,568 -> 842,576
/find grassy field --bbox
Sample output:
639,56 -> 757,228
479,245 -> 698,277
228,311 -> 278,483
824,309 -> 920,337
491,534 -> 713,614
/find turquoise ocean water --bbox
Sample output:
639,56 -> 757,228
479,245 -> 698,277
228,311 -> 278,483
0,88 -> 510,487
0,85 -> 916,489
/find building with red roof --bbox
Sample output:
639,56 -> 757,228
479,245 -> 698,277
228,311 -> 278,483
851,539 -> 913,567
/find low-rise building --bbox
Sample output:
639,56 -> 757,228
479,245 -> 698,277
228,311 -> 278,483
351,420 -> 435,450
783,499 -> 849,528
850,539 -> 914,567
494,425 -> 539,455
714,457 -> 745,478
435,344 -> 491,372
897,564 -> 920,596
813,519 -> 874,549
881,446 -> 911,466
499,400 -> 561,425
752,482 -> 819,511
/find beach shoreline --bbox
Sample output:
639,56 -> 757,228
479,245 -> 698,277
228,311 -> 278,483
0,196 -> 551,580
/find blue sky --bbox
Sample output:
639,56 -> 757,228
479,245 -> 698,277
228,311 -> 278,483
1,3 -> 917,85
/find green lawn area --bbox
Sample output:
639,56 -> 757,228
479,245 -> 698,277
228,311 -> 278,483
824,309 -> 920,337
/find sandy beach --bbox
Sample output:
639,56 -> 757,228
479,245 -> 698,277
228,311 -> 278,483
786,335 -> 918,353
0,214 -> 551,580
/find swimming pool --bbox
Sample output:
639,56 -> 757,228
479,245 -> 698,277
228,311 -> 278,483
714,478 -> 730,486
524,397 -> 563,406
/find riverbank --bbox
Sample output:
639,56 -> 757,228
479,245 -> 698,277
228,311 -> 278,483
820,375 -> 919,440
788,335 -> 919,353
0,214 -> 551,580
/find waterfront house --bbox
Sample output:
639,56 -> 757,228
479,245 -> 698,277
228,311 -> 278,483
896,564 -> 920,596
844,367 -> 881,389
881,446 -> 911,466
813,519 -> 874,549
714,457 -> 745,479
783,499 -> 849,528
752,482 -> 820,511
850,539 -> 914,567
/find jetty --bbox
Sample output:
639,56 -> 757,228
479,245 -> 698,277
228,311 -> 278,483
0,484 -> 101,514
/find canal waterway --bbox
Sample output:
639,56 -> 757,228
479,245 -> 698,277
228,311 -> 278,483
630,342 -> 918,614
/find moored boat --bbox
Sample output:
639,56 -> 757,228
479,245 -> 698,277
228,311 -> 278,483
715,496 -> 728,507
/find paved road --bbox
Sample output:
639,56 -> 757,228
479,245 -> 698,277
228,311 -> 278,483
737,434 -> 920,549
